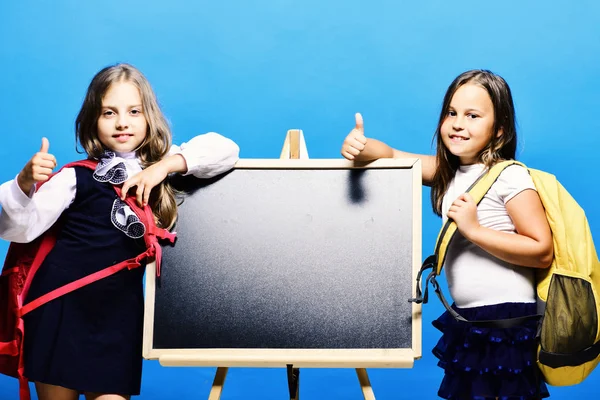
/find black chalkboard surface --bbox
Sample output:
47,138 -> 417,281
143,159 -> 422,368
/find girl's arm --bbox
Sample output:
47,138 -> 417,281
169,132 -> 240,178
448,189 -> 553,269
0,168 -> 76,243
340,113 -> 436,185
120,132 -> 240,206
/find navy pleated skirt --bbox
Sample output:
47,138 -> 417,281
432,302 -> 550,400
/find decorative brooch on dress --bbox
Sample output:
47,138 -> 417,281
93,151 -> 146,239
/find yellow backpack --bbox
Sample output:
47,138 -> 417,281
411,160 -> 600,386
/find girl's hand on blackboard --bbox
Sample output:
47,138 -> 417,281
341,113 -> 367,161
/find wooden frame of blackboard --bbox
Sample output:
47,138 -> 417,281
142,157 -> 422,370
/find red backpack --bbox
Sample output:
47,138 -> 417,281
0,159 -> 176,400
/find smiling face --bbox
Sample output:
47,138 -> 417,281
97,80 -> 148,154
440,83 -> 499,165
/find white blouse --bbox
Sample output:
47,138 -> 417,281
0,132 -> 239,243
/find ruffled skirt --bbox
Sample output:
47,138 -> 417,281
432,302 -> 549,400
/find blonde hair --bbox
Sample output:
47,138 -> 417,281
430,70 -> 518,216
75,63 -> 178,229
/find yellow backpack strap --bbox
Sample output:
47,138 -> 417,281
433,160 -> 523,274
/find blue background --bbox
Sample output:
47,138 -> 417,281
1,1 -> 599,398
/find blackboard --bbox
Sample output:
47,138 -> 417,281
143,159 -> 422,368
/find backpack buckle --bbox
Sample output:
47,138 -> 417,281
409,255 -> 437,304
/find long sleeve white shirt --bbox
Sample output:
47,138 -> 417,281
0,132 -> 239,243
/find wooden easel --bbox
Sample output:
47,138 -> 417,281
207,129 -> 376,400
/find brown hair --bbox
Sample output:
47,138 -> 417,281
430,69 -> 517,216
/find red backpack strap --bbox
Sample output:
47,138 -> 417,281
113,185 -> 176,277
63,159 -> 98,170
18,256 -> 144,317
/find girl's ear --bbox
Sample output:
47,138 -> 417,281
496,127 -> 504,138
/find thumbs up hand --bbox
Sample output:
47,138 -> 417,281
17,137 -> 58,195
341,113 -> 368,160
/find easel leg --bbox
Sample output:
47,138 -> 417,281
208,367 -> 228,400
356,368 -> 376,400
287,364 -> 300,400
282,127 -> 303,400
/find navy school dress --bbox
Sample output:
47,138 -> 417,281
23,166 -> 147,395
432,302 -> 550,400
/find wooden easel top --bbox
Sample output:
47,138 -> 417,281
280,129 -> 309,160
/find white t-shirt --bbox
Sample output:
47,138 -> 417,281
441,163 -> 537,308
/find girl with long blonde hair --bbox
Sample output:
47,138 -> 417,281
0,63 -> 239,400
